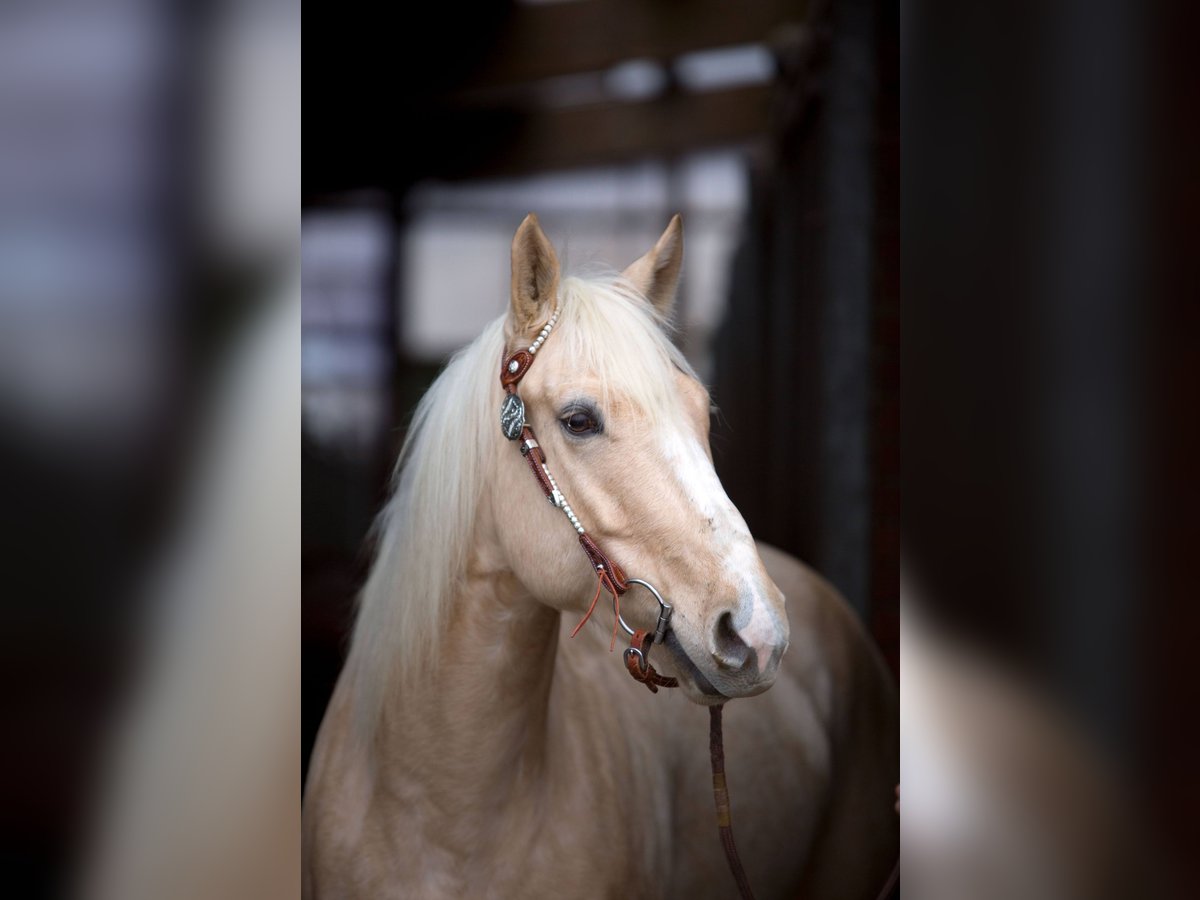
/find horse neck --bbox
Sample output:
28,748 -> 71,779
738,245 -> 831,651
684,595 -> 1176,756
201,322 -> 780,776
370,531 -> 562,821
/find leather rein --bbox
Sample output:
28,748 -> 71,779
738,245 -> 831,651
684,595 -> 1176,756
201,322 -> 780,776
499,308 -> 758,899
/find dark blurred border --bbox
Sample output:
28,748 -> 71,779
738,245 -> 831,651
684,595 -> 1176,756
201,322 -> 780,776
906,0 -> 1200,889
0,1 -> 299,896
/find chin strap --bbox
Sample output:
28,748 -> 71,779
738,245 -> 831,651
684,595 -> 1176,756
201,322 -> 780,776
621,629 -> 679,693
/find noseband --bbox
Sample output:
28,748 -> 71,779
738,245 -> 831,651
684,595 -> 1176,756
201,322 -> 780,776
499,307 -> 758,899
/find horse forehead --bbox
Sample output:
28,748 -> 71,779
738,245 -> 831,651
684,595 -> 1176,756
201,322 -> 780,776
523,361 -> 605,398
529,369 -> 673,419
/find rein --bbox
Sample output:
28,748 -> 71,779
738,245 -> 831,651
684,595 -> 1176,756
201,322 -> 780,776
499,309 -> 758,899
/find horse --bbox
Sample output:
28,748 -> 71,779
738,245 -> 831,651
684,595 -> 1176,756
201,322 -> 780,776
302,214 -> 898,899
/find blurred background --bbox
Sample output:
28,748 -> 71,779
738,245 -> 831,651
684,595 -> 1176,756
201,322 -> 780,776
301,0 -> 900,781
0,0 -> 299,897
5,0 -> 1200,896
905,1 -> 1200,895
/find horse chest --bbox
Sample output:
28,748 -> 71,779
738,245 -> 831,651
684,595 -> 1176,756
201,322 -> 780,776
376,782 -> 651,898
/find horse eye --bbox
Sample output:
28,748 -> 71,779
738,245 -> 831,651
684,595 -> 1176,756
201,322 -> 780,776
563,411 -> 598,435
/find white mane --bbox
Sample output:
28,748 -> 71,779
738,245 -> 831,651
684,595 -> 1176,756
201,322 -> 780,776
348,274 -> 699,731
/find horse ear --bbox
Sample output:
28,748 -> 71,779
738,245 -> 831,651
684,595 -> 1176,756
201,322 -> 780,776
509,213 -> 560,337
622,214 -> 684,320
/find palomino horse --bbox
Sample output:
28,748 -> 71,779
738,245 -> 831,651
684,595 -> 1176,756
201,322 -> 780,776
303,214 -> 898,899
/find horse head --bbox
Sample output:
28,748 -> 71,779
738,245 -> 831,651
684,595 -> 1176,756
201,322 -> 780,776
490,213 -> 789,702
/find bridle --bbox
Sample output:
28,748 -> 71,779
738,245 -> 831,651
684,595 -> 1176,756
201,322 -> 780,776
498,306 -> 758,899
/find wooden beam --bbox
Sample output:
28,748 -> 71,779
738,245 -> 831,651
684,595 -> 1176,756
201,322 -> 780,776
468,0 -> 808,89
305,84 -> 773,195
458,85 -> 771,178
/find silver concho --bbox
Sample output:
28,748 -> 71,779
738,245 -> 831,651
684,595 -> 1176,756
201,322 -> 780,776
500,393 -> 525,440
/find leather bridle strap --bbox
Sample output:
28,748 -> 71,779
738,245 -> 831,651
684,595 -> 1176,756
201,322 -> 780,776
710,704 -> 758,900
622,629 -> 679,692
499,326 -> 631,605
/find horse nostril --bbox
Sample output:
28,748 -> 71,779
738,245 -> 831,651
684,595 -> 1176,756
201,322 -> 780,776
712,611 -> 750,670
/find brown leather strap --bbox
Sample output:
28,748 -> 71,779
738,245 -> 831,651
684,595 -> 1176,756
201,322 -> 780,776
500,349 -> 629,602
710,704 -> 757,900
577,533 -> 629,594
501,349 -> 535,387
622,629 -> 679,693
516,425 -> 556,498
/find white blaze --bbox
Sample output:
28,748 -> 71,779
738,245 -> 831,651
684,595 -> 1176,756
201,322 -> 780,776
659,428 -> 787,666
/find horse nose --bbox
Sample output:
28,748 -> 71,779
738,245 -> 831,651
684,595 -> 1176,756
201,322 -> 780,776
712,611 -> 752,670
708,596 -> 788,677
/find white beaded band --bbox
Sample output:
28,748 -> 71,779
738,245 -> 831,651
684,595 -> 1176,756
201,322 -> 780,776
542,463 -> 586,535
528,306 -> 560,355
